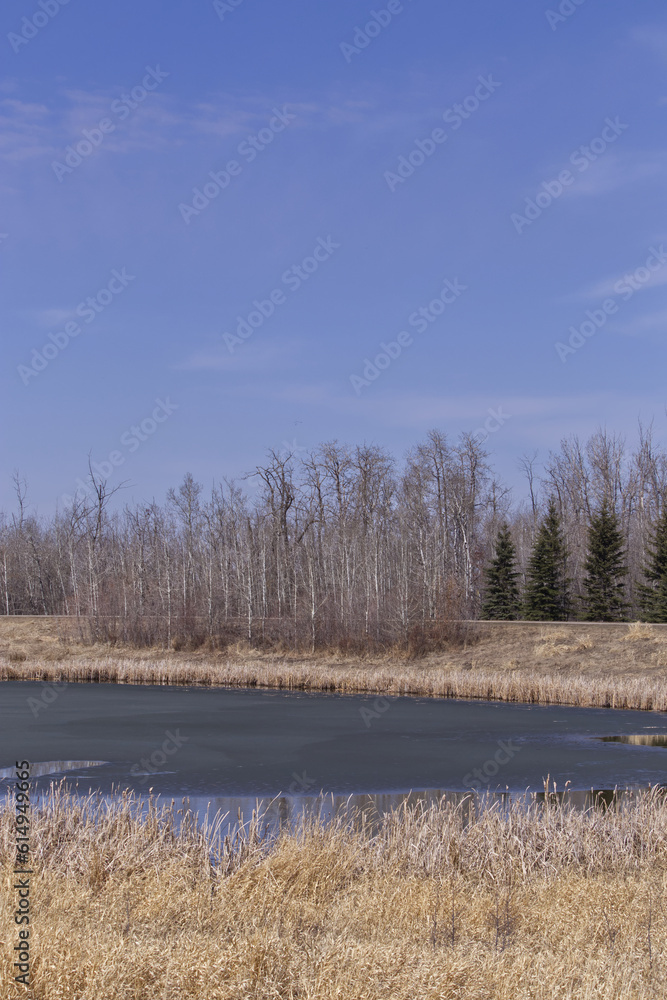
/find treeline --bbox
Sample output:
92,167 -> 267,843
2,426 -> 667,651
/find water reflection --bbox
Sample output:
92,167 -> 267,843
599,735 -> 667,747
191,785 -> 662,836
4,769 -> 663,844
30,784 -> 655,841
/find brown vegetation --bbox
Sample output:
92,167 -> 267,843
3,617 -> 667,711
1,784 -> 666,998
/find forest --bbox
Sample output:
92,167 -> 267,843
2,425 -> 667,650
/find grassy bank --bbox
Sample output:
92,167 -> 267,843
1,785 -> 666,998
2,617 -> 667,711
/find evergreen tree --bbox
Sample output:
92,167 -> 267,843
638,504 -> 667,622
523,498 -> 571,620
581,499 -> 628,621
481,524 -> 521,619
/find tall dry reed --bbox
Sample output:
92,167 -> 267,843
2,785 -> 667,998
4,650 -> 667,711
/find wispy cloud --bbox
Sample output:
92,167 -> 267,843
262,384 -> 617,426
579,265 -> 667,301
614,307 -> 667,337
0,78 -> 480,170
23,307 -> 79,329
633,26 -> 667,61
561,151 -> 667,199
0,97 -> 55,162
178,338 -> 300,373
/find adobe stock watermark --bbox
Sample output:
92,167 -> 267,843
26,679 -> 69,719
223,236 -> 340,352
0,232 -> 9,245
384,75 -> 501,192
61,397 -> 179,506
511,117 -> 628,234
350,276 -> 467,394
129,730 -> 189,784
17,267 -> 136,385
287,770 -> 317,795
278,437 -> 308,461
462,740 -> 520,790
8,0 -> 72,55
471,406 -> 512,445
179,106 -> 296,224
545,0 -> 588,31
555,245 -> 667,362
360,695 -> 398,728
340,0 -> 415,63
213,0 -> 247,20
52,66 -> 169,182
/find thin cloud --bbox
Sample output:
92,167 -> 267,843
178,339 -> 299,373
580,266 -> 667,302
0,80 -> 468,168
265,384 -> 618,425
633,26 -> 667,60
562,151 -> 667,199
613,307 -> 667,336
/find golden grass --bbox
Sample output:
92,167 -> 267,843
623,622 -> 658,642
3,617 -> 667,711
2,786 -> 667,998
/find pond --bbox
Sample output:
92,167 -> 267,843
1,682 -> 666,812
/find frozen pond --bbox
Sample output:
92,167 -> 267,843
1,682 -> 666,805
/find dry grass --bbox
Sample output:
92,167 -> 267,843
3,617 -> 667,711
1,785 -> 667,998
623,622 -> 659,642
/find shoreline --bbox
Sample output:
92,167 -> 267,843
2,618 -> 667,712
3,652 -> 667,714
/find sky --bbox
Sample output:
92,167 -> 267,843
1,0 -> 667,513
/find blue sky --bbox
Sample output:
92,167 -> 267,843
2,0 -> 667,512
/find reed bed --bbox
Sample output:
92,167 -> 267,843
4,650 -> 667,712
4,619 -> 667,712
2,785 -> 667,998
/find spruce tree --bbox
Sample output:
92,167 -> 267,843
523,498 -> 571,620
481,523 -> 521,619
581,499 -> 628,621
638,504 -> 667,622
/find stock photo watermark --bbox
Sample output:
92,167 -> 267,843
462,740 -> 520,790
360,695 -> 398,728
13,762 -> 31,987
223,236 -> 340,352
277,437 -> 308,461
26,679 -> 69,719
340,0 -> 415,63
61,397 -> 179,506
471,406 -> 512,445
287,770 -> 317,795
384,75 -> 501,192
8,0 -> 72,54
350,276 -> 467,394
213,0 -> 247,21
17,267 -> 136,385
51,66 -> 169,181
511,117 -> 629,234
179,105 -> 296,224
555,245 -> 667,362
129,730 -> 189,784
545,0 -> 588,31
